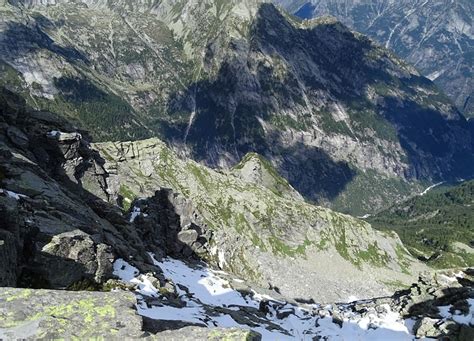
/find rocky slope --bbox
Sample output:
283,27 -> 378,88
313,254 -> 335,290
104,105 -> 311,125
0,0 -> 473,215
368,179 -> 474,269
0,78 -> 436,339
118,260 -> 474,340
274,0 -> 474,118
92,136 -> 428,302
0,77 -> 426,298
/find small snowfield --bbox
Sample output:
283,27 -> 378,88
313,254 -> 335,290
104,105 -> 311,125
112,255 -> 427,340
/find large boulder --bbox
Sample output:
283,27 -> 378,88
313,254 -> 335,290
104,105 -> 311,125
0,288 -> 144,339
38,230 -> 114,288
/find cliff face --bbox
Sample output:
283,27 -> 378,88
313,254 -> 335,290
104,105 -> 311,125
0,0 -> 473,215
274,0 -> 474,118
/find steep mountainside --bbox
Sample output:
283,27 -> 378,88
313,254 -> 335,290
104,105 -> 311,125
2,88 -> 473,338
0,86 -> 426,303
368,180 -> 474,269
0,0 -> 473,215
92,138 -> 426,301
274,0 -> 474,118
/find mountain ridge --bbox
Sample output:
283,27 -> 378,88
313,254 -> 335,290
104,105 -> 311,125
0,0 -> 472,216
274,0 -> 474,118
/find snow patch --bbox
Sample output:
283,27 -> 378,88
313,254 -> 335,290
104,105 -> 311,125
129,205 -> 148,223
426,69 -> 446,81
113,255 -> 420,340
0,189 -> 28,200
438,299 -> 474,326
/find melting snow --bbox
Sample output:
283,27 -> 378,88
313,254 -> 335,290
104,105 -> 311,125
129,204 -> 149,223
113,255 -> 422,340
0,189 -> 28,201
437,299 -> 474,325
46,130 -> 61,138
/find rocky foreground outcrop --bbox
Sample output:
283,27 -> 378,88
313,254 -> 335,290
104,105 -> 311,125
0,88 -> 174,289
0,288 -> 259,340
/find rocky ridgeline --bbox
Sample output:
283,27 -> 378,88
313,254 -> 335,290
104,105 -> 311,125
0,88 -> 205,291
92,137 -> 429,302
274,0 -> 474,118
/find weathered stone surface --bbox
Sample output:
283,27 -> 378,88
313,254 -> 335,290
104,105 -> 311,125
0,288 -> 144,339
39,230 -> 114,287
6,126 -> 29,149
177,229 -> 199,245
0,230 -> 17,286
414,317 -> 441,338
153,326 -> 262,341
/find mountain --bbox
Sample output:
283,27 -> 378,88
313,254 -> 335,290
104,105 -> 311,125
1,89 -> 473,338
0,82 -> 435,338
0,0 -> 473,215
368,180 -> 474,269
1,2 -> 474,339
0,86 -> 426,302
273,0 -> 474,118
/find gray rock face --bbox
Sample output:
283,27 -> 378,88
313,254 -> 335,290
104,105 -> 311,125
6,126 -> 29,148
152,327 -> 262,341
274,0 -> 474,118
40,230 -> 114,287
0,89 -> 160,288
0,229 -> 17,286
127,190 -> 212,260
231,153 -> 304,201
